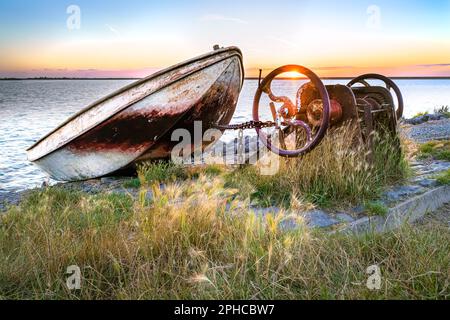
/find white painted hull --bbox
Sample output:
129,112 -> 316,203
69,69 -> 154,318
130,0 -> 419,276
27,47 -> 244,181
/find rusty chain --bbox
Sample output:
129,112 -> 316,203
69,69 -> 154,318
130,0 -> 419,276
237,128 -> 244,164
213,120 -> 277,131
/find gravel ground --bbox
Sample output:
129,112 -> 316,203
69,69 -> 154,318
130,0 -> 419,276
0,177 -> 135,212
403,118 -> 450,143
0,190 -> 25,211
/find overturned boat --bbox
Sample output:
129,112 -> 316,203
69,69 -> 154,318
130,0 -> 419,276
27,46 -> 244,181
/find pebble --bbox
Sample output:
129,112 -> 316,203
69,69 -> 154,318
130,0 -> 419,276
100,177 -> 117,184
0,190 -> 27,212
383,185 -> 425,202
416,161 -> 450,175
302,210 -> 339,228
433,161 -> 450,171
249,207 -> 340,230
336,213 -> 355,223
405,118 -> 450,143
249,207 -> 301,231
416,178 -> 438,188
404,113 -> 445,125
250,206 -> 281,216
351,205 -> 366,215
409,161 -> 423,167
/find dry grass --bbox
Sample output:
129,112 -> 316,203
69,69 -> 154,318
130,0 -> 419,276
1,125 -> 437,300
0,176 -> 448,300
225,124 -> 410,208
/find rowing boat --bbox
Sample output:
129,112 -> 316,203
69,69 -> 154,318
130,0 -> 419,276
27,46 -> 244,181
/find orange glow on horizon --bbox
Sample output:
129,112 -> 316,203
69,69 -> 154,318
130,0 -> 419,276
282,71 -> 303,79
1,38 -> 450,78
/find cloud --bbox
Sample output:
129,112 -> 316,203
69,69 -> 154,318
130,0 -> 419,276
416,63 -> 450,68
105,24 -> 120,36
200,14 -> 248,24
267,36 -> 300,49
245,66 -> 356,77
0,67 -> 161,79
313,66 -> 355,71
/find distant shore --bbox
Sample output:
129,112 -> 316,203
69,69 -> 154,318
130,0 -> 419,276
2,76 -> 450,81
0,77 -> 138,81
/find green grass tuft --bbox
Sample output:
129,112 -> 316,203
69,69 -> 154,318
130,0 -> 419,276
364,201 -> 389,217
412,111 -> 429,119
138,161 -> 188,186
434,105 -> 450,118
202,164 -> 225,177
123,178 -> 141,189
122,163 -> 227,189
412,106 -> 450,119
418,140 -> 450,161
436,169 -> 450,185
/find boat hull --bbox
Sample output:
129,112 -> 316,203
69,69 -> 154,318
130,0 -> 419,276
27,48 -> 243,181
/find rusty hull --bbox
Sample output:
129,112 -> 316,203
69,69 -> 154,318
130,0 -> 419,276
27,47 -> 244,181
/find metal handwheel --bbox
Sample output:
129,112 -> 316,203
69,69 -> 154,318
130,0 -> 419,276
253,65 -> 331,157
347,73 -> 404,119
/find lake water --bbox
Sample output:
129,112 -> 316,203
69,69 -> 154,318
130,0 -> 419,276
1,79 -> 450,192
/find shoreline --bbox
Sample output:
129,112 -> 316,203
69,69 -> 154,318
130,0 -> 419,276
2,76 -> 450,81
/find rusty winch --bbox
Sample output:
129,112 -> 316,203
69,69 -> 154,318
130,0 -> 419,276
220,65 -> 403,159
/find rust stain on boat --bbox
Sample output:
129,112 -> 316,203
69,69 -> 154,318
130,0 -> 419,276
147,61 -> 241,158
68,110 -> 186,153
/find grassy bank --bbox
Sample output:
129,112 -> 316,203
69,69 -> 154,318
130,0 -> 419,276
3,125 -> 442,300
225,125 -> 410,208
0,182 -> 448,300
126,125 -> 410,209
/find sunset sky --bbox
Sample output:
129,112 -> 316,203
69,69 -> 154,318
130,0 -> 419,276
1,0 -> 450,78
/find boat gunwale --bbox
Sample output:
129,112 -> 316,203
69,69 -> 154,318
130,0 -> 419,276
26,46 -> 243,155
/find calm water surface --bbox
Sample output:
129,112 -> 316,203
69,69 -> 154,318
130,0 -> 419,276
1,79 -> 450,192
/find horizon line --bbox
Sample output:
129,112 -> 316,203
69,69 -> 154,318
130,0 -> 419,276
2,76 -> 450,81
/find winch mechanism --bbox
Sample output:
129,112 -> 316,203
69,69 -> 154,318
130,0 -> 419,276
219,65 -> 403,159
